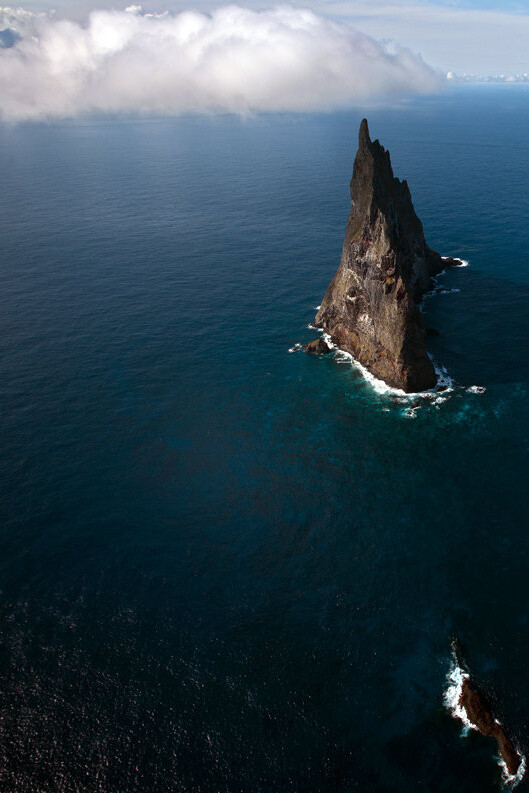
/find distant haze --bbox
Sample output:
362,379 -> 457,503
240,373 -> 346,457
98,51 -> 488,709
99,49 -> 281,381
320,1 -> 529,76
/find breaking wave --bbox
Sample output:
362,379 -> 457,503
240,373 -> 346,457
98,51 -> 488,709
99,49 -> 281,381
302,257 -> 472,402
320,330 -> 455,400
444,655 -> 473,734
444,651 -> 526,789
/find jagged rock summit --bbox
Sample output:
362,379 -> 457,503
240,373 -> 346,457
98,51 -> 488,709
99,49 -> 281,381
314,119 -> 461,393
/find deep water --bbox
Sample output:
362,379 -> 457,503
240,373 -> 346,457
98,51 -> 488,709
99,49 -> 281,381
1,86 -> 529,792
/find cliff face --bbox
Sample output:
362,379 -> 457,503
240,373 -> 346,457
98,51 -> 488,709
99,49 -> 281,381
315,119 -> 458,393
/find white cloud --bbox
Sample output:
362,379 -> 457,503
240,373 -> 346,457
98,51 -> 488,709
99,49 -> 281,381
0,4 -> 442,121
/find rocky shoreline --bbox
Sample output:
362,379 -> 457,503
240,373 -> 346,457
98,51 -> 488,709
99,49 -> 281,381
459,677 -> 522,779
445,651 -> 525,786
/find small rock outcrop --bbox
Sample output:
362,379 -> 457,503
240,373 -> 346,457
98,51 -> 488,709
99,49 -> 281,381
315,119 -> 461,393
460,677 -> 522,778
305,338 -> 332,354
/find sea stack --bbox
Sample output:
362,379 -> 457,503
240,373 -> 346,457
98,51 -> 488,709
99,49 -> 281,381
314,119 -> 460,393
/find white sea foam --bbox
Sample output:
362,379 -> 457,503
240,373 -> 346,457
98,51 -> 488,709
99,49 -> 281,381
421,255 -> 467,308
319,331 -> 455,399
433,362 -> 455,392
499,753 -> 526,789
305,254 -> 468,398
444,657 -> 474,734
288,343 -> 303,353
321,332 -> 409,395
442,256 -> 470,268
467,385 -> 486,394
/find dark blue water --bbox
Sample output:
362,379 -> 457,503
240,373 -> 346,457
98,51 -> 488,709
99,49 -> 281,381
1,86 -> 529,792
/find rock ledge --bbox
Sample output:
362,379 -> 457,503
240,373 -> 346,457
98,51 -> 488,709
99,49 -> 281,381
304,338 -> 332,354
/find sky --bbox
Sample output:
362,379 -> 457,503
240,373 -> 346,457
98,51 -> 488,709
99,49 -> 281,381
1,0 -> 529,120
321,0 -> 529,74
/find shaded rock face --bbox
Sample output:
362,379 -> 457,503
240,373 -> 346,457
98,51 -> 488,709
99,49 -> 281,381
305,338 -> 332,354
315,119 -> 459,393
460,678 -> 522,778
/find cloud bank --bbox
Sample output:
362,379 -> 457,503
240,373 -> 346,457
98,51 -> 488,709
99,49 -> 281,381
0,4 -> 442,121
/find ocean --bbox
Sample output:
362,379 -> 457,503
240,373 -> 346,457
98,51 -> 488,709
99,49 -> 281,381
1,85 -> 529,792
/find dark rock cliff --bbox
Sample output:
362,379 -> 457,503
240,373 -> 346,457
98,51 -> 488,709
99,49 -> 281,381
314,119 -> 460,393
460,677 -> 522,779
